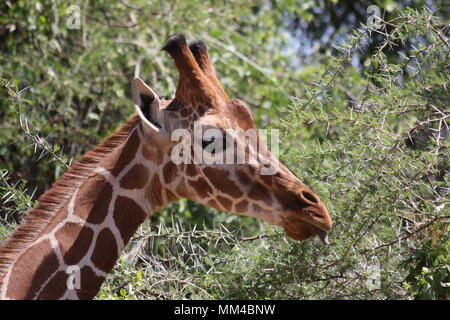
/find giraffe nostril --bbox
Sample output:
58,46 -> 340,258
300,190 -> 319,205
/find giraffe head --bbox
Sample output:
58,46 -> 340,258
132,35 -> 332,243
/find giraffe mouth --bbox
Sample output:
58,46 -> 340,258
282,218 -> 330,244
313,227 -> 329,245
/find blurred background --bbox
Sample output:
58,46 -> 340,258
0,0 -> 448,299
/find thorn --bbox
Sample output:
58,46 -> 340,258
18,85 -> 31,95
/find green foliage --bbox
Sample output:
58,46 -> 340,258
0,169 -> 33,226
0,1 -> 448,299
403,238 -> 449,299
270,7 -> 449,299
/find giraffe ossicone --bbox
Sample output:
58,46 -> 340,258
0,34 -> 332,300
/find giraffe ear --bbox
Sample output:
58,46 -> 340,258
132,77 -> 162,134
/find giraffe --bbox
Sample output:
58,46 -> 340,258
0,35 -> 332,300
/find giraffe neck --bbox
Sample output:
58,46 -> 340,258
0,122 -> 175,300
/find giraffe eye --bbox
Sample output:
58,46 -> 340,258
201,137 -> 214,149
202,135 -> 227,154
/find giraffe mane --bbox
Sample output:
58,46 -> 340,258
0,114 -> 141,286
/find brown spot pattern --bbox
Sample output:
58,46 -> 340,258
180,106 -> 191,117
76,266 -> 106,300
7,239 -> 58,299
120,164 -> 149,189
55,222 -> 94,265
260,174 -> 273,187
165,189 -> 178,202
74,174 -> 113,225
185,164 -> 198,177
248,184 -> 272,206
236,169 -> 251,185
147,175 -> 163,208
113,196 -> 147,244
163,161 -> 176,184
38,271 -> 69,300
91,228 -> 118,273
216,196 -> 232,211
234,200 -> 249,213
176,180 -> 188,198
203,167 -> 243,198
110,129 -> 140,176
190,178 -> 213,198
207,199 -> 220,209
